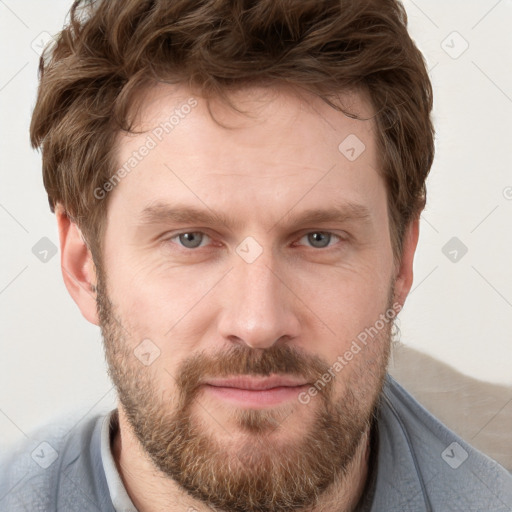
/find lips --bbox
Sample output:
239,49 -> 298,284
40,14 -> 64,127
202,375 -> 309,391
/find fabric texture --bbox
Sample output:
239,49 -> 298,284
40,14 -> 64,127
1,374 -> 511,511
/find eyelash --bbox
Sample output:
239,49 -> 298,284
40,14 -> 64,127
163,230 -> 345,251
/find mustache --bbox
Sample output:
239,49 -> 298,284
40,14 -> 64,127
174,343 -> 332,405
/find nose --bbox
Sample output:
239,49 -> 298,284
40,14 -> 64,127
217,251 -> 301,350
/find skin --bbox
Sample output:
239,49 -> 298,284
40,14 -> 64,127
56,83 -> 419,512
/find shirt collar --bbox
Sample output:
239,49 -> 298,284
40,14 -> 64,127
100,409 -> 138,512
368,375 -> 432,511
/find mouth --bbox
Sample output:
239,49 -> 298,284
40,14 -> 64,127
200,375 -> 311,408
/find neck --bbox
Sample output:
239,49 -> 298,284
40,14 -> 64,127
112,407 -> 372,512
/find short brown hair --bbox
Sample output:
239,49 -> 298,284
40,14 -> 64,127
30,0 -> 434,270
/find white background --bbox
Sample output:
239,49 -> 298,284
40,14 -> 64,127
1,0 -> 511,454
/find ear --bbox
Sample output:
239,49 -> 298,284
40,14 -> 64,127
393,217 -> 420,309
55,204 -> 100,325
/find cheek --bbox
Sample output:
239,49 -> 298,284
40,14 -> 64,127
104,267 -> 213,375
103,251 -> 183,329
298,262 -> 393,360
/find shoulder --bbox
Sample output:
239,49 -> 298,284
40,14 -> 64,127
376,374 -> 512,511
0,410 -> 115,512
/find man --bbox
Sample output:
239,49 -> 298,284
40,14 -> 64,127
1,0 -> 511,510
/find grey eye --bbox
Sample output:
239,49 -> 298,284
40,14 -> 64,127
178,232 -> 204,249
306,232 -> 332,248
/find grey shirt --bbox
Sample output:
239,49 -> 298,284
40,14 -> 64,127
1,374 -> 511,511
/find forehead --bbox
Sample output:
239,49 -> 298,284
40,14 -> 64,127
128,81 -> 375,132
108,82 -> 384,227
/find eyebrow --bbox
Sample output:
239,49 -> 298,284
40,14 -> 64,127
137,201 -> 373,232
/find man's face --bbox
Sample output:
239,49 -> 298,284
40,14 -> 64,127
96,84 -> 399,511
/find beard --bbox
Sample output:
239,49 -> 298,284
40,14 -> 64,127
96,269 -> 393,512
